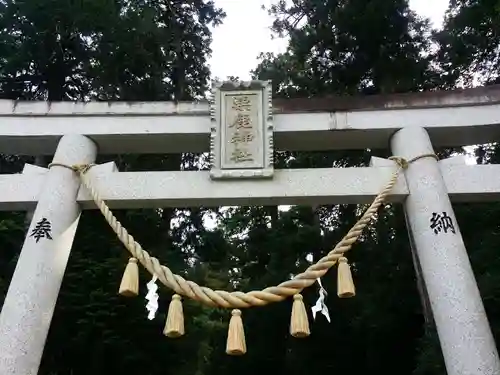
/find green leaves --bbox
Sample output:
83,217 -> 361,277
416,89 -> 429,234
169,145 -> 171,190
255,0 -> 439,97
0,0 -> 225,101
437,0 -> 500,86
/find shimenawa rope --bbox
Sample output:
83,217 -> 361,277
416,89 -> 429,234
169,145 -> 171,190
48,153 -> 437,309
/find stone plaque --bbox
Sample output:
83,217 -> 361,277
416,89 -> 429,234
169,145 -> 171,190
210,80 -> 273,179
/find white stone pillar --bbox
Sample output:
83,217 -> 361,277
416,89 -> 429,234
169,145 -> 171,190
391,127 -> 500,375
0,134 -> 97,375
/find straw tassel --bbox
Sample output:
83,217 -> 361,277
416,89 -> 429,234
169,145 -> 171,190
118,257 -> 139,297
337,257 -> 356,298
163,294 -> 185,338
290,294 -> 310,338
226,309 -> 246,356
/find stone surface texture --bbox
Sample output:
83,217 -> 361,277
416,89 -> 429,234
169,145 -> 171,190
0,134 -> 97,375
391,126 -> 500,375
209,80 -> 273,179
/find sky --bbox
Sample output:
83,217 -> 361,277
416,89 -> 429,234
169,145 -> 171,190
209,0 -> 450,80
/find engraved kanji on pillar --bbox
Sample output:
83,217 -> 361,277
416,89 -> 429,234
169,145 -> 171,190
209,80 -> 273,179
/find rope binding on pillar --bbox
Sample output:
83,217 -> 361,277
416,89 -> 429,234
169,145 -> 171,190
48,153 -> 438,355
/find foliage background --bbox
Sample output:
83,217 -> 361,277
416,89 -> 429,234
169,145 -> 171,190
0,0 -> 499,374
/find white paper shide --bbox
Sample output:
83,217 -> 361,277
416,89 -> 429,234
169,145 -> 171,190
311,278 -> 330,323
145,275 -> 159,320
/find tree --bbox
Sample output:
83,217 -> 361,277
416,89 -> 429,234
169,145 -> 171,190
254,0 -> 441,97
0,0 -> 227,374
0,0 -> 224,101
437,0 -> 500,87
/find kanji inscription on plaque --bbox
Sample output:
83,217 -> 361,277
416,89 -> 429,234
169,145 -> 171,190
209,80 -> 273,179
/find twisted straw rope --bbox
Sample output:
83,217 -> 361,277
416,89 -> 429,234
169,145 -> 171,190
49,153 -> 437,309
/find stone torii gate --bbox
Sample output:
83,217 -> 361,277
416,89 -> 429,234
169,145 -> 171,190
0,81 -> 500,374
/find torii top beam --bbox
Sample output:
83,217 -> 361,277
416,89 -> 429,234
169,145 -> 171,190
0,85 -> 500,155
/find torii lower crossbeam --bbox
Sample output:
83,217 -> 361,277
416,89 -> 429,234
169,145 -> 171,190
0,159 -> 498,211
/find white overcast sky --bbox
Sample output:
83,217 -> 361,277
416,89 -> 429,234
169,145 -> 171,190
209,0 -> 449,80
